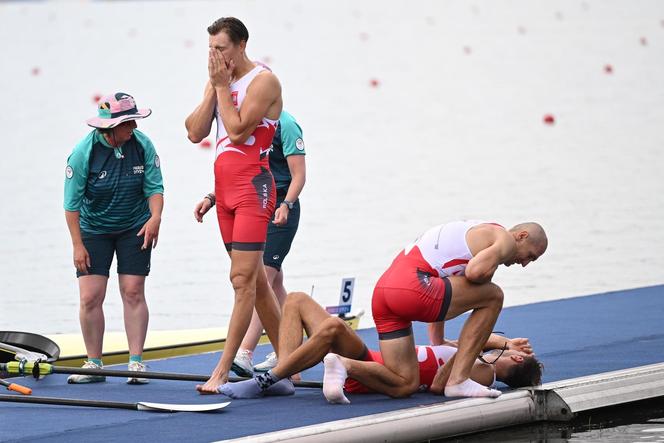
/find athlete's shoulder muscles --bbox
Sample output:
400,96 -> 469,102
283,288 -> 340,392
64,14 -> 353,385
243,71 -> 281,113
279,111 -> 305,157
134,130 -> 164,198
64,132 -> 95,211
465,228 -> 509,283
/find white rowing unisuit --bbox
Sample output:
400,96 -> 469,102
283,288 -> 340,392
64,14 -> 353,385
404,220 -> 496,278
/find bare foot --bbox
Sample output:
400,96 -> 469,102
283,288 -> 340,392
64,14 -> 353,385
196,372 -> 228,395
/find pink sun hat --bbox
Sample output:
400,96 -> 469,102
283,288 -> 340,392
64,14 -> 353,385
86,92 -> 151,129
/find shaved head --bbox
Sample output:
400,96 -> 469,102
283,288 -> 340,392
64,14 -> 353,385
510,222 -> 548,253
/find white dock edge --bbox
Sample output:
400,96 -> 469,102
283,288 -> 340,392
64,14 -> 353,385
541,362 -> 664,416
220,391 -> 536,443
219,362 -> 664,443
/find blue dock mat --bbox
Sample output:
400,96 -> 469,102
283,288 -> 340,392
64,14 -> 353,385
1,285 -> 662,442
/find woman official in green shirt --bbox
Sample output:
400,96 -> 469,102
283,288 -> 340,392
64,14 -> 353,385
63,92 -> 164,384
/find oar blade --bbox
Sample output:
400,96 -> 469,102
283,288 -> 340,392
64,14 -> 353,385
136,401 -> 231,412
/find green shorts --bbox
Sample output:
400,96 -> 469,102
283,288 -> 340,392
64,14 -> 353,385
77,226 -> 152,277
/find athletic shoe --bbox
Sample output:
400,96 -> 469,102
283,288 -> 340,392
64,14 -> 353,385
231,349 -> 254,377
253,352 -> 278,372
127,361 -> 149,384
67,361 -> 106,384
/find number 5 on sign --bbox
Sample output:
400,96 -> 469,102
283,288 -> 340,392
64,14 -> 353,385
339,277 -> 355,307
326,277 -> 355,315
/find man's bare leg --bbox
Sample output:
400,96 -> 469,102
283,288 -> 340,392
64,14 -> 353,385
254,262 -> 281,355
238,266 -> 283,356
219,292 -> 366,399
197,250 -> 273,393
324,333 -> 420,403
272,292 -> 366,378
442,276 -> 503,398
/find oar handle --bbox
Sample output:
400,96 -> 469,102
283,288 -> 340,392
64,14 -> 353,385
0,379 -> 32,395
8,383 -> 32,395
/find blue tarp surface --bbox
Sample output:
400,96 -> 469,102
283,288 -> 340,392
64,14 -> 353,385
1,285 -> 663,442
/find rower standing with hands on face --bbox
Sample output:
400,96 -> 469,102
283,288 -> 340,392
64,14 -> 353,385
195,109 -> 307,377
185,17 -> 284,394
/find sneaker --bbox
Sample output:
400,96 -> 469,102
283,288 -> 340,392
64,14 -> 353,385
67,361 -> 106,384
253,352 -> 278,373
231,349 -> 254,377
127,361 -> 149,385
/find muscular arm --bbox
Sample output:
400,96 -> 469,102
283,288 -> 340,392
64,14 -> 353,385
464,230 -> 515,283
185,82 -> 216,143
484,333 -> 509,351
216,72 -> 281,145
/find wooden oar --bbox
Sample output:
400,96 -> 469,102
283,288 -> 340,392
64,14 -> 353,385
0,379 -> 32,395
0,394 -> 230,412
0,361 -> 323,388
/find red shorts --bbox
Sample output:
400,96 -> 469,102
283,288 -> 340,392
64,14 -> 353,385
372,248 -> 452,339
214,159 -> 276,251
344,349 -> 382,394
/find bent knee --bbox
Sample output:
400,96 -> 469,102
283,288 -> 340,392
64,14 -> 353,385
388,380 -> 420,398
487,283 -> 504,307
320,317 -> 347,339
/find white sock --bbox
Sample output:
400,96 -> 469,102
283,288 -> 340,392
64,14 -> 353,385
444,379 -> 501,398
323,353 -> 350,405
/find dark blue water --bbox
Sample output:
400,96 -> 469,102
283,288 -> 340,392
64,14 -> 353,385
442,398 -> 664,442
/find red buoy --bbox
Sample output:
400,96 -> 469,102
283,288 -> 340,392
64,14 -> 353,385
31,67 -> 40,76
640,37 -> 648,46
200,139 -> 212,149
369,78 -> 380,88
604,64 -> 613,74
543,114 -> 555,125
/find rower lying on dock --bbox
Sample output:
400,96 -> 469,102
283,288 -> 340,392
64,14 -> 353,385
217,292 -> 543,403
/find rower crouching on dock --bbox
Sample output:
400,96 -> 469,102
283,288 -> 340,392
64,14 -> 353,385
217,292 -> 543,401
323,221 -> 547,401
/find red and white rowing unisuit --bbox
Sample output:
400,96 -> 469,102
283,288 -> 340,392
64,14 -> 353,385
344,345 -> 458,393
213,64 -> 278,252
372,221 -> 500,338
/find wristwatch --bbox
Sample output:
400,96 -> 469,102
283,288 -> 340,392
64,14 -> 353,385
280,200 -> 294,210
